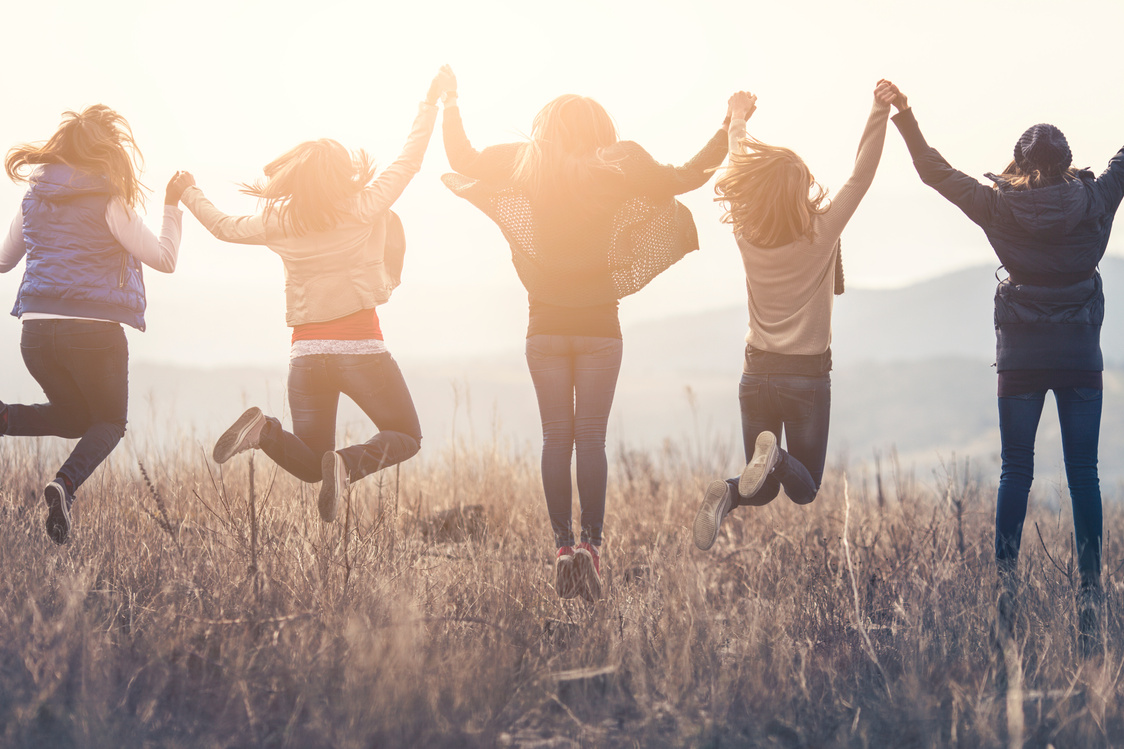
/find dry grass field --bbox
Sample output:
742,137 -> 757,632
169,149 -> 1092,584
0,432 -> 1120,748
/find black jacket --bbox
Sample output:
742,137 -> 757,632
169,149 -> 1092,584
893,108 -> 1124,371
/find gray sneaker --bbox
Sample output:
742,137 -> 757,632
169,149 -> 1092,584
319,451 -> 348,522
44,481 -> 72,545
739,431 -> 780,498
213,407 -> 266,464
693,479 -> 735,550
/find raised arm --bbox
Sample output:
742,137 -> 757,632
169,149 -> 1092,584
355,66 -> 453,218
890,88 -> 998,227
1094,145 -> 1124,211
726,91 -> 758,157
818,82 -> 894,232
179,181 -> 269,245
619,105 -> 732,198
441,104 -> 521,181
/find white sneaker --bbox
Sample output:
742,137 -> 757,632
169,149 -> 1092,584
739,431 -> 780,498
319,451 -> 348,522
213,407 -> 266,464
693,479 -> 734,551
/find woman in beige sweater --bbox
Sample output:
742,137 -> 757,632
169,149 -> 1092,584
176,67 -> 455,523
693,81 -> 900,551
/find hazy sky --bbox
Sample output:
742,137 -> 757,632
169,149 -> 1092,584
2,0 -> 1123,366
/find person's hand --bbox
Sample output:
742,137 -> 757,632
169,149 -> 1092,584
165,171 -> 195,206
726,91 -> 757,123
875,79 -> 908,111
427,65 -> 457,106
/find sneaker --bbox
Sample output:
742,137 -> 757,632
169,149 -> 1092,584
212,407 -> 266,464
44,481 -> 72,545
319,450 -> 348,522
573,542 -> 602,601
555,546 -> 578,599
1077,585 -> 1103,658
739,431 -> 779,498
693,479 -> 734,550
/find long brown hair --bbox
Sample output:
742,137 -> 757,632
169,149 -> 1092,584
5,104 -> 146,209
993,159 -> 1079,191
241,139 -> 376,236
715,138 -> 829,248
510,94 -> 621,210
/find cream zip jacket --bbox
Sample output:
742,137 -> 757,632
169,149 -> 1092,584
181,102 -> 438,326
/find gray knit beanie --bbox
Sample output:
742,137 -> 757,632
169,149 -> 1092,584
1014,124 -> 1072,174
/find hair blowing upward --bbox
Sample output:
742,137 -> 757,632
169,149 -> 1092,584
5,104 -> 147,210
715,139 -> 830,248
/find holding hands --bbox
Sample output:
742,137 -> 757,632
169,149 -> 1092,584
427,65 -> 457,106
875,79 -> 908,111
165,170 -> 196,206
726,91 -> 758,125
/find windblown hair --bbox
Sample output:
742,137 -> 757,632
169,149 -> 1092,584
241,139 -> 376,237
715,138 -> 829,248
5,104 -> 146,209
993,159 -> 1079,191
511,95 -> 621,211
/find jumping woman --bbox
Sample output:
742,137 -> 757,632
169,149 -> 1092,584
693,81 -> 899,551
442,75 -> 729,600
889,86 -> 1123,655
0,104 -> 187,543
177,66 -> 456,523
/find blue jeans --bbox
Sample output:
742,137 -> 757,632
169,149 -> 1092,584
996,387 -> 1102,586
4,320 -> 129,495
259,353 -> 422,483
526,335 -> 623,548
727,373 -> 828,507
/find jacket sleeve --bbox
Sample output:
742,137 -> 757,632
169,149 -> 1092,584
1094,146 -> 1124,211
180,186 -> 270,245
820,99 -> 892,231
0,210 -> 25,273
355,102 -> 440,219
620,129 -> 729,197
892,108 -> 998,227
441,105 -> 519,181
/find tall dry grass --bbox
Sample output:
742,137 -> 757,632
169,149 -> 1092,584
0,432 -> 1119,748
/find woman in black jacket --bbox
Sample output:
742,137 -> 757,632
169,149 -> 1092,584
889,84 -> 1124,654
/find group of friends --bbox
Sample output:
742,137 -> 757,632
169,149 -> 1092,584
1,66 -> 1119,650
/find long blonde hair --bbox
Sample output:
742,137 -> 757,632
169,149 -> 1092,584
241,139 -> 376,236
511,95 -> 621,210
5,104 -> 146,210
993,159 -> 1079,191
715,138 -> 829,247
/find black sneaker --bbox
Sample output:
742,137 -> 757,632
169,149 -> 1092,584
319,451 -> 348,522
1077,586 -> 1103,659
44,481 -> 72,544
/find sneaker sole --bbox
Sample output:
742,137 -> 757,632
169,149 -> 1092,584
213,407 -> 264,464
739,431 -> 779,498
319,451 -> 345,522
573,549 -> 602,602
45,482 -> 71,545
555,556 -> 578,599
693,479 -> 731,551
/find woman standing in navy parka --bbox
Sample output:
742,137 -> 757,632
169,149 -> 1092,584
889,85 -> 1124,655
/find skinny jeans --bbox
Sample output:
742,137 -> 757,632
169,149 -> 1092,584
996,387 -> 1102,587
4,319 -> 129,495
526,335 -> 623,548
258,353 -> 422,484
727,372 -> 828,507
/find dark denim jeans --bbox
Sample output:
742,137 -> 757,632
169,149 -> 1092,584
996,387 -> 1102,586
259,353 -> 422,484
4,320 -> 129,495
526,335 -> 623,547
727,372 -> 828,507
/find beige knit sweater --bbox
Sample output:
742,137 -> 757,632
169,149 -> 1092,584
181,102 -> 438,326
731,98 -> 891,358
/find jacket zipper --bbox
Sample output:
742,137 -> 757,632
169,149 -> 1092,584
118,254 -> 128,288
